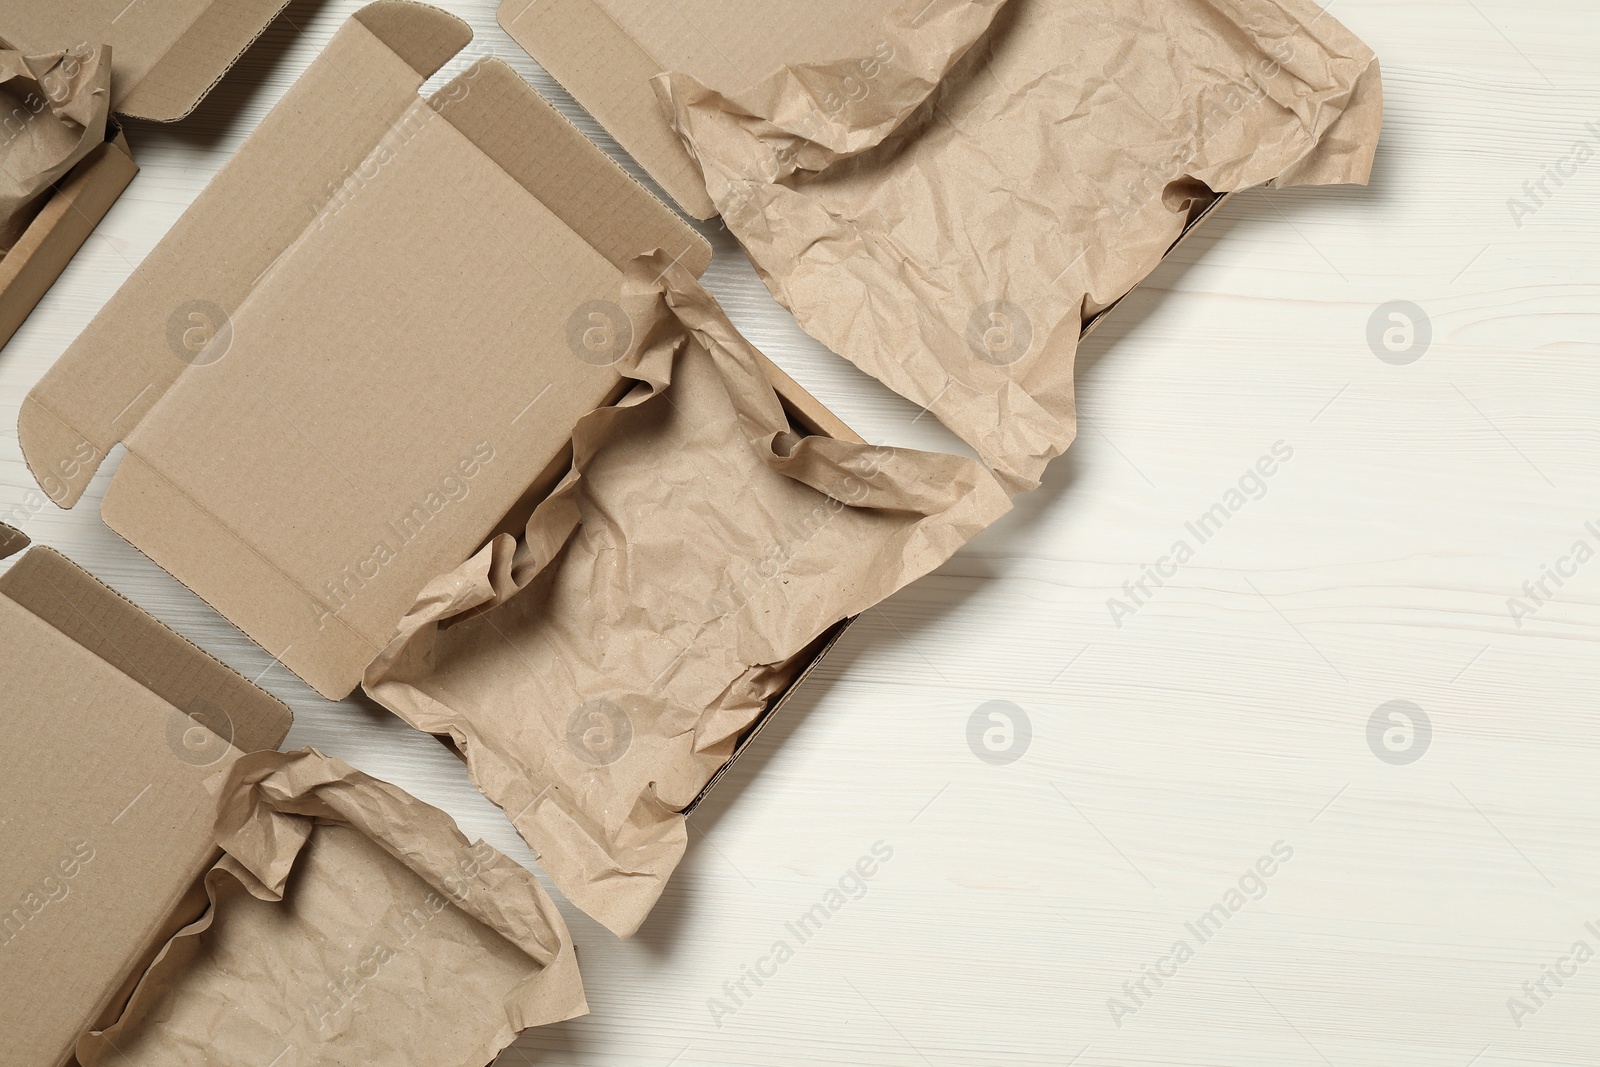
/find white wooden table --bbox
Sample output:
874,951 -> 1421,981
3,2 -> 1597,1063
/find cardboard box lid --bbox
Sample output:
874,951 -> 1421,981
499,0 -> 894,218
0,0 -> 291,121
0,524 -> 292,1067
20,2 -> 712,700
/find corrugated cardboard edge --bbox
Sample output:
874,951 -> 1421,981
0,128 -> 137,355
497,0 -> 719,219
0,519 -> 28,560
114,0 -> 295,122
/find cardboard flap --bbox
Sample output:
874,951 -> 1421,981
0,546 -> 292,753
0,520 -> 26,560
427,57 -> 711,277
115,0 -> 295,121
18,1 -> 472,511
500,0 -> 717,218
0,0 -> 290,122
0,595 -> 237,1067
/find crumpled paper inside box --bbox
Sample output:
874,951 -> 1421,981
76,749 -> 587,1067
365,255 -> 1011,937
0,39 -> 110,254
656,0 -> 1383,492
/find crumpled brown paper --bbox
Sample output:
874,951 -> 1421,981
364,253 -> 1010,937
656,0 -> 1384,493
76,748 -> 587,1067
652,0 -> 1007,182
0,39 -> 109,254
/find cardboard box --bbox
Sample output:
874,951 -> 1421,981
18,1 -> 709,701
0,0 -> 292,121
0,523 -> 292,1067
0,124 -> 137,354
20,2 -> 1010,936
0,525 -> 586,1066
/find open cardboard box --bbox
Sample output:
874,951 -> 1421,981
0,123 -> 137,354
0,0 -> 292,121
19,2 -> 1010,935
0,524 -> 585,1066
18,1 -> 721,702
17,0 -> 854,740
0,522 -> 293,1067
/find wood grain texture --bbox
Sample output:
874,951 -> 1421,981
1,1 -> 1596,1063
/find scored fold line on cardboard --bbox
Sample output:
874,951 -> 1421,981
0,524 -> 585,1067
20,2 -> 1012,938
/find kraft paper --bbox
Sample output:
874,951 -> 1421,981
0,39 -> 109,254
657,0 -> 1383,492
76,748 -> 587,1067
365,254 -> 1010,937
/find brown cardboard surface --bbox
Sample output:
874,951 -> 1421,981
0,0 -> 291,121
0,543 -> 292,754
0,514 -> 25,557
77,749 -> 587,1067
0,126 -> 137,354
0,523 -> 291,1067
363,254 -> 1011,937
20,3 -> 710,700
654,0 -> 1384,492
497,0 -> 1004,218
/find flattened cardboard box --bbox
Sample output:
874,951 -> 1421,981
0,524 -> 292,1067
0,0 -> 291,120
0,526 -> 587,1066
